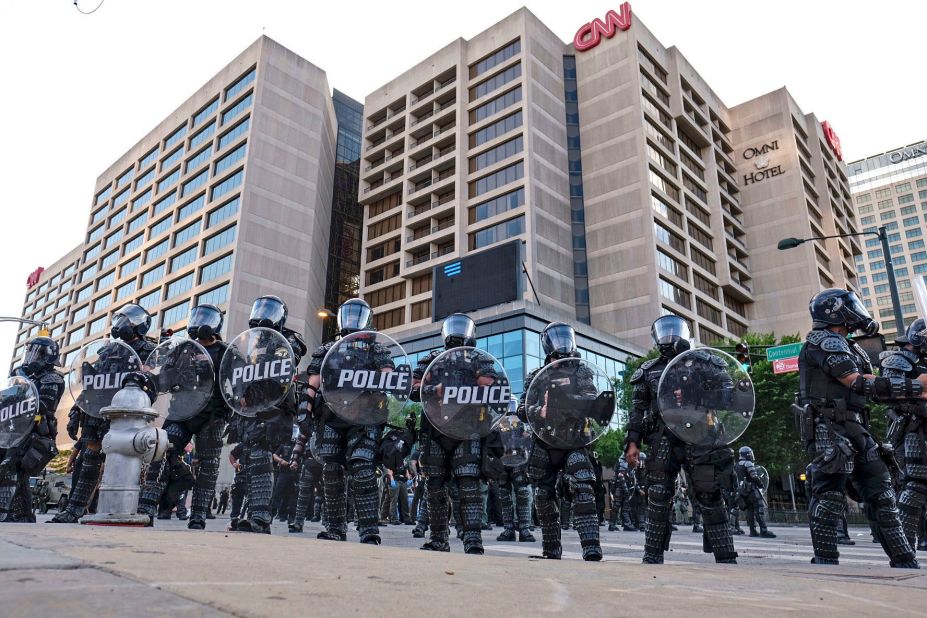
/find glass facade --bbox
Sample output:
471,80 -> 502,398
322,90 -> 363,341
562,55 -> 591,325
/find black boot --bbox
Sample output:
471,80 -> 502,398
497,528 -> 516,542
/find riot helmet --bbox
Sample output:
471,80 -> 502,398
337,298 -> 373,335
441,313 -> 476,349
187,304 -> 223,340
651,315 -> 691,358
541,322 -> 576,360
809,288 -> 878,335
249,295 -> 288,331
738,446 -> 754,462
111,304 -> 152,341
22,336 -> 61,373
896,317 -> 927,355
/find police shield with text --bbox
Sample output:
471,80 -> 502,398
52,304 -> 155,523
303,298 -> 398,544
0,337 -> 65,522
137,304 -> 231,529
416,313 -> 509,554
522,322 -> 614,561
734,446 -> 775,538
879,317 -> 927,553
220,296 -> 301,533
798,288 -> 926,567
624,315 -> 745,564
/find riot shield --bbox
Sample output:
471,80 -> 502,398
656,348 -> 754,448
0,377 -> 40,449
525,357 -> 615,449
319,331 -> 412,426
220,328 -> 296,418
492,397 -> 532,467
756,464 -> 770,492
145,338 -> 215,422
421,347 -> 510,440
68,338 -> 144,418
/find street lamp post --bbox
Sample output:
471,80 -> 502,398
777,225 -> 905,335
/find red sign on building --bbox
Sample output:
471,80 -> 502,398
26,267 -> 44,289
573,2 -> 633,52
821,121 -> 843,162
772,357 -> 799,375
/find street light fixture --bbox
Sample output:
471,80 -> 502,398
777,225 -> 905,335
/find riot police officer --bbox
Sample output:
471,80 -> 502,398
798,288 -> 927,567
608,455 -> 637,531
624,315 -> 738,564
413,313 -> 492,554
304,298 -> 392,544
523,322 -> 603,561
137,304 -> 232,529
230,296 -> 305,533
880,318 -> 927,552
734,446 -> 775,538
0,337 -> 65,521
493,450 -> 535,543
52,304 -> 157,523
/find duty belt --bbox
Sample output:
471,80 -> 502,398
802,399 -> 864,425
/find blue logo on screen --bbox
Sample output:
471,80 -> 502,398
443,262 -> 462,277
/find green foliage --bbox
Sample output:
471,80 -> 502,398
617,348 -> 660,413
593,428 -> 625,469
387,400 -> 421,429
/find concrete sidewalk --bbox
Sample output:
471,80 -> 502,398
1,524 -> 925,617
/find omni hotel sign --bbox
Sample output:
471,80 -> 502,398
741,140 -> 784,185
889,144 -> 927,164
574,3 -> 632,51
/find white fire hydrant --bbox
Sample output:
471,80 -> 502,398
81,379 -> 168,526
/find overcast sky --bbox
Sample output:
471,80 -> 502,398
0,0 -> 923,364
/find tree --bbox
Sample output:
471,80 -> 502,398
594,427 -> 625,470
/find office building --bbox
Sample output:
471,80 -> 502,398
848,140 -> 927,340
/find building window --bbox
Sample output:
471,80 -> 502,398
204,225 -> 237,255
470,187 -> 525,223
142,264 -> 165,289
469,215 -> 524,250
162,301 -> 189,328
471,87 -> 522,123
79,264 -> 97,283
470,63 -> 521,101
197,283 -> 229,307
365,282 -> 405,308
154,191 -> 177,216
218,117 -> 250,150
470,111 -> 522,148
128,212 -> 148,233
903,216 -> 920,227
367,213 -> 401,240
368,192 -> 401,218
907,228 -> 923,239
222,93 -> 253,125
161,147 -> 183,171
696,299 -> 722,326
158,168 -> 181,193
149,216 -> 172,239
190,121 -> 216,149
124,234 -> 144,256
471,39 -> 520,78
193,98 -> 219,128
166,274 -> 194,300
105,228 -> 123,250
182,170 -> 208,198
95,185 -> 112,206
68,329 -> 86,346
372,307 -> 404,331
116,280 -> 136,301
113,188 -> 129,208
146,239 -> 169,263
208,196 -> 240,227
96,270 -> 115,290
411,299 -> 431,321
657,248 -> 688,280
177,195 -> 205,222
186,146 -> 213,174
470,136 -> 523,173
84,244 -> 101,262
92,295 -> 111,314
72,305 -> 90,323
225,67 -> 256,102
688,222 -> 713,251
469,161 -> 524,198
215,143 -> 247,176
140,147 -> 159,170
411,274 -> 432,295
136,168 -> 155,192
199,254 -> 233,284
121,255 -> 141,277
649,168 -> 679,202
138,289 -> 161,310
659,277 -> 691,309
211,169 -> 243,200
653,221 -> 686,254
170,246 -> 198,272
165,124 -> 187,149
88,225 -> 104,242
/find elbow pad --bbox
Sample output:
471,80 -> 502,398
855,375 -> 924,400
298,384 -> 318,413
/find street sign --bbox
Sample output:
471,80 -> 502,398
772,357 -> 799,374
766,343 -> 802,362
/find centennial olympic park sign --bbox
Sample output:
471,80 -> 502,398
573,2 -> 632,52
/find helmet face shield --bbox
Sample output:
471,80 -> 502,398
337,300 -> 372,334
843,292 -> 878,334
23,337 -> 59,368
249,297 -> 287,330
441,313 -> 476,348
651,315 -> 690,346
541,323 -> 576,358
188,305 -> 223,339
111,304 -> 151,340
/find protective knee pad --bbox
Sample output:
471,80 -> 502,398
347,427 -> 379,464
497,480 -> 515,530
904,432 -> 927,479
809,490 -> 844,562
644,483 -> 673,560
317,424 -> 346,463
351,463 -> 380,534
293,462 -> 318,526
426,478 -> 449,542
535,487 -> 561,552
898,481 -> 927,547
700,503 -> 736,561
571,481 -> 600,546
452,440 -> 481,478
420,438 -> 447,478
191,422 -> 225,519
456,476 -> 483,533
322,462 -> 347,533
246,447 -> 274,524
164,422 -> 192,456
137,458 -> 168,516
526,444 -> 551,484
66,448 -> 104,516
870,489 -> 916,564
0,474 -> 17,517
514,484 -> 532,531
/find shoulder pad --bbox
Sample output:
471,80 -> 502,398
880,352 -> 914,373
819,336 -> 851,354
312,344 -> 330,358
630,368 -> 645,384
39,372 -> 65,385
640,358 -> 661,371
743,460 -> 755,470
805,330 -> 829,345
689,349 -> 713,362
525,367 -> 541,382
710,355 -> 728,369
